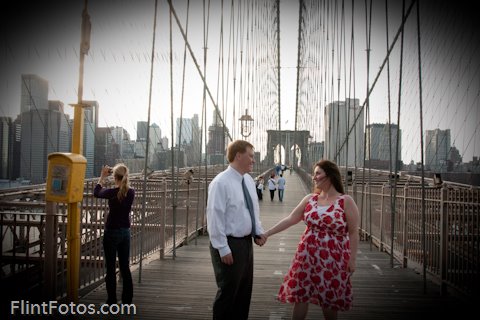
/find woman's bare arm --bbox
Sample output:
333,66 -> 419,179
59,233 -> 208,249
265,194 -> 311,238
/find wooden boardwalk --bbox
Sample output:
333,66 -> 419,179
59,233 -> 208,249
79,171 -> 473,319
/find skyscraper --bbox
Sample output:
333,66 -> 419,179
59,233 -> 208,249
0,117 -> 12,179
20,74 -> 48,113
365,123 -> 402,170
20,107 -> 70,184
136,121 -> 148,142
176,115 -> 199,147
208,111 -> 228,165
425,128 -> 451,172
324,99 -> 364,167
11,116 -> 22,180
19,75 -> 70,184
110,126 -> 132,160
83,100 -> 99,178
134,122 -> 162,159
149,123 -> 162,153
176,114 -> 200,166
94,127 -> 115,174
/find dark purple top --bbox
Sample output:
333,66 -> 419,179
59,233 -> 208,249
94,184 -> 135,229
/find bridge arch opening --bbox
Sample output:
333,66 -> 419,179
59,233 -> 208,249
273,144 -> 285,164
291,144 -> 302,167
266,130 -> 310,167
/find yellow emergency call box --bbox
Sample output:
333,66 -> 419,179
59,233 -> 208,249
46,152 -> 87,203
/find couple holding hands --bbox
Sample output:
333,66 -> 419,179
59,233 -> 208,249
207,140 -> 360,320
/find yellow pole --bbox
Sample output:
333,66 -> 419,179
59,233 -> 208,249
67,202 -> 81,302
67,0 -> 90,303
71,104 -> 84,155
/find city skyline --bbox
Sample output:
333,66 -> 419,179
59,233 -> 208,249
2,71 -> 476,166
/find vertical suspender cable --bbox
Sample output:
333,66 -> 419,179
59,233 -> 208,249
294,0 -> 303,168
416,0 -> 427,293
391,0 -> 407,266
226,0 -> 232,166
203,0 -> 211,212
361,0 -> 373,245
329,1 -> 345,166
277,0 -> 282,164
169,1 -> 177,259
238,1 -> 244,140
196,0 -> 214,235
196,0 -> 206,238
178,0 -> 191,185
217,0 -> 226,172
348,0 -> 357,202
139,0 -> 158,281
366,0 -> 373,250
198,73 -> 206,231
231,0 -> 238,139
203,0 -> 208,194
341,0 -> 350,188
322,0 -> 329,163
333,1 -> 341,164
245,1 -> 252,149
384,0 -> 395,268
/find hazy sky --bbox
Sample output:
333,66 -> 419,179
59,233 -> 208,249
1,0 -> 479,163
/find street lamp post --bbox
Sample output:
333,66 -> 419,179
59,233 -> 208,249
239,109 -> 254,138
239,108 -> 255,171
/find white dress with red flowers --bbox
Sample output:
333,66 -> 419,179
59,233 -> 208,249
277,194 -> 353,311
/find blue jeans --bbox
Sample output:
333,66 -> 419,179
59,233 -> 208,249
103,228 -> 133,304
278,189 -> 284,201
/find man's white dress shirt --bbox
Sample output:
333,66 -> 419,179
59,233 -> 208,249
207,166 -> 264,257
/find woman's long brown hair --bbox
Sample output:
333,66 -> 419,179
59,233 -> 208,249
313,159 -> 345,194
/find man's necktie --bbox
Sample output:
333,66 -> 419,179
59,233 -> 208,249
242,177 -> 257,238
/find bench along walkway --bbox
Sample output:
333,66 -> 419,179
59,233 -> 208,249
79,171 -> 473,319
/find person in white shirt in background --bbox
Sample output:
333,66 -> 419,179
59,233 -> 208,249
207,139 -> 267,320
256,176 -> 264,200
277,173 -> 286,202
267,173 -> 277,201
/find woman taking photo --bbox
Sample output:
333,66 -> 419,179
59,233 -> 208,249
94,163 -> 135,305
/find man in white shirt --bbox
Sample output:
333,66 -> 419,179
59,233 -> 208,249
207,140 -> 267,319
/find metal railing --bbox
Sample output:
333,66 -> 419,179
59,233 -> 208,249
3,165 -> 477,300
1,172 -> 209,301
296,166 -> 479,297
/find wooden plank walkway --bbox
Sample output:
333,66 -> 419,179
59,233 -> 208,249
79,171 -> 474,319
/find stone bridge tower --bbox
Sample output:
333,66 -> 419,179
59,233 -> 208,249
266,130 -> 310,167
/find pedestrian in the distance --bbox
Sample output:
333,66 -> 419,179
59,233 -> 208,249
277,174 -> 286,202
268,173 -> 277,201
256,176 -> 264,200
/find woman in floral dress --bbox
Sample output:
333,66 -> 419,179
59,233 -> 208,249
265,160 -> 359,320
